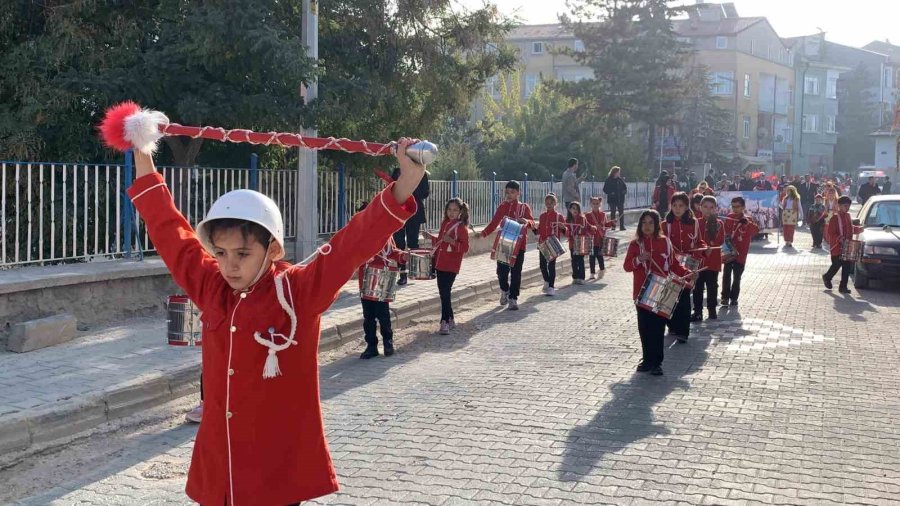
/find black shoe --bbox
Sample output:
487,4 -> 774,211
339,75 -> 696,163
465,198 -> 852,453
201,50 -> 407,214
636,361 -> 652,372
708,307 -> 718,320
690,313 -> 702,322
383,340 -> 395,356
360,347 -> 379,359
822,274 -> 832,290
676,335 -> 688,343
650,366 -> 664,376
619,227 -> 626,231
720,298 -> 729,307
729,300 -> 738,307
838,286 -> 851,294
397,273 -> 408,286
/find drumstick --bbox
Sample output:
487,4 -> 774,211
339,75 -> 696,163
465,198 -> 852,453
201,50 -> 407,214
689,246 -> 721,252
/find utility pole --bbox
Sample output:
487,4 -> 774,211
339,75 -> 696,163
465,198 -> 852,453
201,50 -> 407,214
296,0 -> 319,262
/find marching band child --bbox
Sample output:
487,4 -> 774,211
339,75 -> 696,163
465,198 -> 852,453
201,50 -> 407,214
481,180 -> 534,310
567,202 -> 597,285
690,193 -> 704,219
535,193 -> 568,296
823,195 -> 863,294
425,198 -> 471,334
624,210 -> 692,376
721,196 -> 759,307
357,226 -> 404,359
693,196 -> 724,321
807,194 -> 827,250
586,196 -> 615,280
663,192 -> 705,342
127,140 -> 424,505
823,182 -> 840,222
780,185 -> 802,249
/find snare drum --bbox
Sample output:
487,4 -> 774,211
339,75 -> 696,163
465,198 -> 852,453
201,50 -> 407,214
407,249 -> 435,280
722,236 -> 737,263
635,273 -> 686,320
491,217 -> 524,266
840,239 -> 863,262
538,235 -> 566,262
676,253 -> 701,272
166,295 -> 202,346
572,235 -> 592,256
602,236 -> 619,257
782,208 -> 799,226
361,266 -> 400,302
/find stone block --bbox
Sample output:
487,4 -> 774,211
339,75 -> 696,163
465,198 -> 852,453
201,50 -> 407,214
28,397 -> 108,447
105,377 -> 172,420
7,314 -> 77,353
0,416 -> 31,455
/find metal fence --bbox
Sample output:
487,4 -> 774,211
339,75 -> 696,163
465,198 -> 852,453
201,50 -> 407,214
1,159 -> 652,268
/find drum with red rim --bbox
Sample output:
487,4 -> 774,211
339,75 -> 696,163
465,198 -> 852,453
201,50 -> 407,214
166,295 -> 202,346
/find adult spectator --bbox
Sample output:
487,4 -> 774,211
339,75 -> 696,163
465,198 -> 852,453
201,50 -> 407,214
562,158 -> 584,220
883,176 -> 892,194
705,170 -> 717,187
739,171 -> 756,191
799,174 -> 817,219
391,166 -> 430,285
603,165 -> 628,231
857,176 -> 881,204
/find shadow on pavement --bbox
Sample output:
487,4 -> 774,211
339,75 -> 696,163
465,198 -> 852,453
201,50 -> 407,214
825,291 -> 878,322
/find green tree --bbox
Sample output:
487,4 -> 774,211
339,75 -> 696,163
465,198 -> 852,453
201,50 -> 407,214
835,62 -> 878,171
676,66 -> 735,171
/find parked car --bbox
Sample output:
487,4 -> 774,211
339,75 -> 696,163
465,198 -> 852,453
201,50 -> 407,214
853,195 -> 900,289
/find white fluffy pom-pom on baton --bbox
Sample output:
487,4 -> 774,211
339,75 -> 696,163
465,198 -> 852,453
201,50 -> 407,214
123,108 -> 169,155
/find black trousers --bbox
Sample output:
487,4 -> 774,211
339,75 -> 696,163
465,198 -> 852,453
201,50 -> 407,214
436,269 -> 457,322
361,299 -> 392,347
810,221 -> 825,247
497,252 -> 525,299
393,220 -> 421,250
824,255 -> 853,287
637,307 -> 666,368
722,261 -> 745,302
571,252 -> 586,280
539,254 -> 557,287
666,289 -> 692,338
609,200 -> 625,229
692,270 -> 719,313
589,245 -> 605,273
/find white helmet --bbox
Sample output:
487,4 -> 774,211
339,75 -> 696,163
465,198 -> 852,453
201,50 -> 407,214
196,190 -> 285,260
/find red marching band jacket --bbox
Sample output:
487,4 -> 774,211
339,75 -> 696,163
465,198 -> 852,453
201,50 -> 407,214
481,200 -> 535,256
566,214 -> 598,250
535,210 -> 568,243
825,211 -> 863,257
357,237 -> 405,293
663,217 -> 705,261
697,216 -> 726,272
128,172 -> 415,506
426,218 -> 470,274
585,210 -> 614,245
723,213 -> 759,265
623,236 -> 689,300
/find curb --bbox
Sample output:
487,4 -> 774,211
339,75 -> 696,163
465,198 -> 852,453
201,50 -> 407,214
0,237 -> 629,461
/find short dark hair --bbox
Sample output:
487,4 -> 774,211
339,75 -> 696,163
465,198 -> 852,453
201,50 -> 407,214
568,158 -> 579,168
506,180 -> 520,191
731,196 -> 746,206
838,196 -> 852,205
206,218 -> 272,248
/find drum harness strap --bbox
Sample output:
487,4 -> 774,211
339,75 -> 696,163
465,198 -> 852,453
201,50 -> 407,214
432,220 -> 462,256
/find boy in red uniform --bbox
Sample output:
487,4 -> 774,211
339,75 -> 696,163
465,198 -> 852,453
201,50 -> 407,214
425,198 -> 471,334
663,192 -> 705,342
624,210 -> 692,376
481,180 -> 534,310
693,196 -> 724,320
822,195 -> 863,294
127,140 -> 423,506
534,193 -> 568,296
567,202 -> 598,285
721,196 -> 759,307
357,223 -> 405,359
585,196 -> 615,280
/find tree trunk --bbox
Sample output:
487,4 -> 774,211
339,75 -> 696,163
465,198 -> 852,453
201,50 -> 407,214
163,137 -> 205,166
646,123 -> 656,177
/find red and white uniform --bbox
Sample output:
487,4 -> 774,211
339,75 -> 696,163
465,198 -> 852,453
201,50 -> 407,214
535,210 -> 568,243
623,236 -> 689,299
585,210 -> 614,246
481,200 -> 535,256
357,238 -> 405,294
723,213 -> 759,264
663,217 -> 705,262
566,215 -> 597,251
428,218 -> 470,274
128,172 -> 415,506
825,211 -> 863,257
697,216 -> 725,272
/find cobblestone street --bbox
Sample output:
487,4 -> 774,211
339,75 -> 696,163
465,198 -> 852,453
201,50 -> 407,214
10,230 -> 900,505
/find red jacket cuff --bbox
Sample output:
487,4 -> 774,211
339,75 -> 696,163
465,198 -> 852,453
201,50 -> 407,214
127,172 -> 167,200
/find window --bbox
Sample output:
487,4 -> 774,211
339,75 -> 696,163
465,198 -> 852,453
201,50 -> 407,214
742,116 -> 752,139
750,40 -> 757,55
624,123 -> 634,137
485,76 -> 500,99
743,73 -> 751,98
532,41 -> 544,54
825,115 -> 836,133
783,127 -> 793,143
716,36 -> 728,49
802,114 -> 819,133
557,69 -> 593,82
884,67 -> 894,89
804,76 -> 819,95
525,74 -> 539,97
826,77 -> 838,99
573,39 -> 585,52
708,71 -> 734,95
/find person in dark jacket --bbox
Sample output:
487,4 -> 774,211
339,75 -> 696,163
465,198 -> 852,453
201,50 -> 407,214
883,176 -> 892,194
857,177 -> 881,204
603,165 -> 628,231
391,167 -> 430,285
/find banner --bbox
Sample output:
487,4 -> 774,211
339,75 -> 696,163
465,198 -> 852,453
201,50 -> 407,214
715,191 -> 781,231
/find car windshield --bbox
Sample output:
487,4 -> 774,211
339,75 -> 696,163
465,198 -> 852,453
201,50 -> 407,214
865,201 -> 900,227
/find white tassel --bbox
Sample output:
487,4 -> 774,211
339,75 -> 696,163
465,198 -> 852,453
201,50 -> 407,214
252,272 -> 298,379
262,349 -> 282,379
124,109 -> 169,155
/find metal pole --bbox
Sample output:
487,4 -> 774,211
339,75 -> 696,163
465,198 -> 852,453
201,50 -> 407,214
523,173 -> 528,202
658,126 -> 664,176
452,170 -> 458,198
249,153 -> 259,191
296,0 -> 319,261
492,171 -> 497,210
123,149 -> 134,258
337,162 -> 346,228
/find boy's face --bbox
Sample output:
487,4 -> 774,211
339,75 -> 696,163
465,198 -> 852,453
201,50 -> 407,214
505,188 -> 519,201
731,201 -> 745,215
211,229 -> 276,291
815,198 -> 824,205
701,201 -> 717,217
838,203 -> 851,213
544,198 -> 556,210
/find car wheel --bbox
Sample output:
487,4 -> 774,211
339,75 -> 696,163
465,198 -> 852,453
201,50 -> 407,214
853,264 -> 869,289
